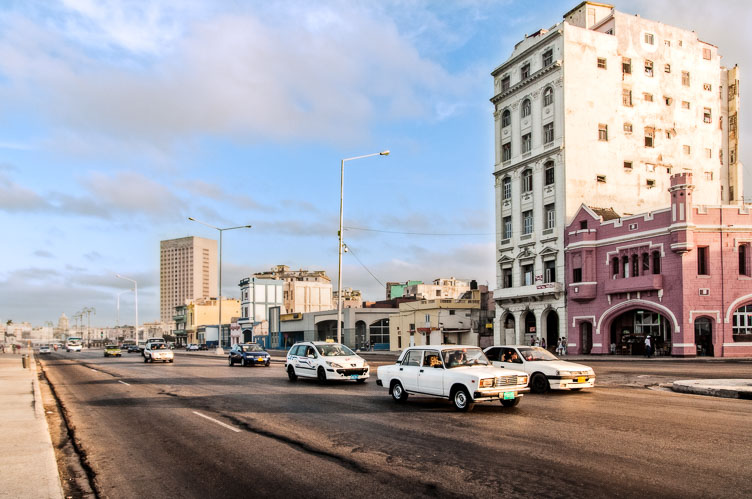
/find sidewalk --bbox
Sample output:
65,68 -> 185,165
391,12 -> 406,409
0,352 -> 63,499
671,379 -> 752,399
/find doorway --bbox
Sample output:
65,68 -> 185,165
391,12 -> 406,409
580,322 -> 592,354
546,311 -> 559,351
694,318 -> 713,356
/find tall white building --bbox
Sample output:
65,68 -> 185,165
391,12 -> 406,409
160,236 -> 218,324
491,2 -> 742,348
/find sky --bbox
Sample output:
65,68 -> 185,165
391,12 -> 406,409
1,0 -> 750,327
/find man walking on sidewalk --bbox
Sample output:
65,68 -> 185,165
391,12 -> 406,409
645,335 -> 653,358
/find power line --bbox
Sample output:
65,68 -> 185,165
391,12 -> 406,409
344,226 -> 495,236
343,244 -> 386,289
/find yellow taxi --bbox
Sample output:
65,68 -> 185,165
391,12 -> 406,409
104,344 -> 122,357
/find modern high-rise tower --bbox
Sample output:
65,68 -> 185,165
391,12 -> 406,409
160,236 -> 218,324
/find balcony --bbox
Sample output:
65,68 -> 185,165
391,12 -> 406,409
569,282 -> 597,301
173,314 -> 186,322
604,274 -> 663,295
494,282 -> 564,302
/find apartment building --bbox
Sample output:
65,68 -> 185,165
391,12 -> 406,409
159,236 -> 217,325
491,1 -> 742,348
253,265 -> 332,313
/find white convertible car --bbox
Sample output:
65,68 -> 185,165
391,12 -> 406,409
377,345 -> 529,411
483,346 -> 595,393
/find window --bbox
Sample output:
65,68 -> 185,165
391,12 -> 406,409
502,177 -> 512,199
645,164 -> 655,173
521,63 -> 530,79
622,89 -> 632,106
596,175 -> 607,183
664,96 -> 672,106
501,76 -> 510,91
652,251 -> 661,274
502,268 -> 513,288
683,145 -> 691,155
664,40 -> 671,47
572,267 -> 582,283
740,243 -> 750,276
522,264 -> 534,286
522,210 -> 533,235
682,71 -> 690,86
622,58 -> 632,74
643,92 -> 653,102
732,304 -> 752,340
543,123 -> 554,144
702,47 -> 711,60
632,255 -> 639,278
543,49 -> 553,67
642,253 -> 650,274
522,133 -> 532,153
644,127 -> 655,147
612,257 -> 619,276
579,220 -> 587,230
704,171 -> 713,181
703,83 -> 712,91
646,179 -> 656,188
545,203 -> 555,229
544,163 -> 555,185
705,148 -> 712,159
370,318 -> 390,346
703,107 -> 712,123
502,110 -> 511,127
502,142 -> 511,161
697,246 -> 709,275
503,216 -> 512,239
664,64 -> 671,73
624,122 -> 633,133
682,101 -> 690,109
544,260 -> 556,283
730,114 -> 737,134
624,161 -> 633,170
543,87 -> 553,106
645,60 -> 653,76
521,99 -> 531,118
598,124 -> 608,141
522,169 -> 533,192
666,130 -> 673,139
597,57 -> 607,69
622,256 -> 629,278
644,33 -> 654,45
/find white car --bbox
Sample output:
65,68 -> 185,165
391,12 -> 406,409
483,345 -> 595,393
377,345 -> 529,411
186,343 -> 199,351
144,342 -> 174,363
38,345 -> 52,354
285,342 -> 369,383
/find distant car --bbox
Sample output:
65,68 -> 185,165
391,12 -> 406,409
229,343 -> 271,367
186,344 -> 199,351
38,345 -> 52,355
198,344 -> 209,351
483,345 -> 595,393
144,342 -> 174,363
377,345 -> 529,411
104,345 -> 122,357
127,345 -> 141,353
285,341 -> 369,383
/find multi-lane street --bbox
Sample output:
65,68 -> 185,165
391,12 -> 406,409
38,351 -> 752,498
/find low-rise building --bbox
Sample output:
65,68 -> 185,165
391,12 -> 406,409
238,277 -> 284,344
253,265 -> 333,313
174,297 -> 241,345
333,287 -> 363,309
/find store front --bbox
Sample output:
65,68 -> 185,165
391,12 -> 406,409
609,309 -> 671,355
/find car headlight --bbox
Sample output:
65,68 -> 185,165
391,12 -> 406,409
518,376 -> 528,385
558,370 -> 573,376
479,378 -> 494,388
326,361 -> 343,368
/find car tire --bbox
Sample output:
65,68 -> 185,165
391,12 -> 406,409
317,367 -> 327,383
228,357 -> 234,367
501,397 -> 521,408
531,373 -> 550,394
391,381 -> 408,403
265,361 -> 270,367
570,387 -> 583,392
287,365 -> 297,382
451,386 -> 474,412
169,359 -> 174,363
143,356 -> 148,363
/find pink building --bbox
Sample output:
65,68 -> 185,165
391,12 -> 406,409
565,173 -> 752,357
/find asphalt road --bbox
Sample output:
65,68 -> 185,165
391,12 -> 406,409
38,351 -> 752,498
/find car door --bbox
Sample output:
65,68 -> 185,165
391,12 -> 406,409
417,349 -> 445,396
398,349 -> 423,392
295,346 -> 318,377
496,347 -> 527,373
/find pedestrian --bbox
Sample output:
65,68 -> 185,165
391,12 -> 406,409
365,340 -> 370,351
561,337 -> 567,356
645,335 -> 652,358
541,337 -> 546,350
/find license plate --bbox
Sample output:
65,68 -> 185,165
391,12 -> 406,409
577,376 -> 586,383
502,392 -> 515,400
257,357 -> 264,361
350,374 -> 360,379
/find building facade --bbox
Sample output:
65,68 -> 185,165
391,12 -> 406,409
492,1 -> 742,349
173,297 -> 240,345
565,173 -> 752,357
237,277 -> 284,343
253,265 -> 332,314
160,236 -> 217,325
333,287 -> 363,309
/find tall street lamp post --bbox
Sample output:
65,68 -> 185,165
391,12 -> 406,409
337,150 -> 390,345
189,217 -> 252,355
115,274 -> 139,342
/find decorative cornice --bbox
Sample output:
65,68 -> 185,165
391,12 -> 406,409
491,61 -> 562,105
491,29 -> 562,77
493,147 -> 563,177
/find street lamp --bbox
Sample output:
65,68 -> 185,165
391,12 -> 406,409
337,150 -> 390,345
116,289 -> 132,338
189,217 -> 252,355
115,274 -> 139,342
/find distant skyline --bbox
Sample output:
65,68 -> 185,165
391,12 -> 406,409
1,0 -> 750,326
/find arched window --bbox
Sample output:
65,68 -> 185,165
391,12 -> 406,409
622,256 -> 630,278
652,251 -> 661,274
502,109 -> 511,127
521,169 -> 533,193
631,254 -> 639,277
502,177 -> 512,200
521,99 -> 531,118
543,87 -> 554,106
642,252 -> 650,274
612,257 -> 619,277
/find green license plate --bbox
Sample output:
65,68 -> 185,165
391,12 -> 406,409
503,392 -> 515,400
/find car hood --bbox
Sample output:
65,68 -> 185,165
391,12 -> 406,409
322,355 -> 366,367
450,365 -> 527,378
526,360 -> 593,373
242,351 -> 269,356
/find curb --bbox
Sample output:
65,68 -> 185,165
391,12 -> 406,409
31,354 -> 66,499
671,379 -> 752,399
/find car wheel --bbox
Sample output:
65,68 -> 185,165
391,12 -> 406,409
501,397 -> 521,408
531,373 -> 550,394
169,359 -> 174,363
287,365 -> 297,382
228,357 -> 234,367
265,361 -> 270,367
143,356 -> 148,363
451,386 -> 474,412
317,367 -> 327,383
391,381 -> 408,403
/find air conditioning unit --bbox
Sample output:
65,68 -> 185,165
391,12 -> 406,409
699,288 -> 710,296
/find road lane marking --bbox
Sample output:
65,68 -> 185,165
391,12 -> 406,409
118,380 -> 130,386
192,411 -> 241,433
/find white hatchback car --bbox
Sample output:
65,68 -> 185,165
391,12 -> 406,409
483,345 -> 595,393
285,342 -> 369,383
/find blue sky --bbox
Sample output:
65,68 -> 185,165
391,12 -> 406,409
1,0 -> 750,327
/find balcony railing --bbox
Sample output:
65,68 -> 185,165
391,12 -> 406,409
604,274 -> 663,295
494,282 -> 563,301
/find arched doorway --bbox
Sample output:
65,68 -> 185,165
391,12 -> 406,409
580,322 -> 592,354
694,317 -> 713,356
545,311 -> 559,351
316,320 -> 338,342
523,311 -> 536,345
242,329 -> 253,343
502,313 -> 516,345
355,321 -> 366,350
609,309 -> 671,355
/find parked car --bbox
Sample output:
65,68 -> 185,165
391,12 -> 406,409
104,344 -> 122,357
144,342 -> 174,363
377,345 -> 529,411
127,345 -> 141,353
483,345 -> 595,393
198,344 -> 209,351
38,345 -> 52,355
229,343 -> 271,367
285,342 -> 369,383
186,343 -> 199,351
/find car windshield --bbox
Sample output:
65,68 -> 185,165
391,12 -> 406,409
106,345 -> 117,349
517,347 -> 559,361
241,344 -> 263,352
442,348 -> 489,368
152,344 -> 167,350
315,344 -> 355,357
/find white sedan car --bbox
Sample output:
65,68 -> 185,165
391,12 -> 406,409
285,342 -> 369,383
186,343 -> 199,351
483,345 -> 595,393
144,342 -> 174,363
377,345 -> 529,411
